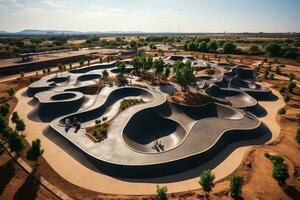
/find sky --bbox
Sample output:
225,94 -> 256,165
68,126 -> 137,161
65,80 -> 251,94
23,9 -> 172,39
0,0 -> 299,33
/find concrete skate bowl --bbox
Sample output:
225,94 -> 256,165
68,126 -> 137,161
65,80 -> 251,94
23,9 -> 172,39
236,65 -> 256,80
33,91 -> 84,121
69,62 -> 115,74
123,108 -> 186,154
110,67 -> 134,74
27,75 -> 70,96
205,85 -> 257,108
77,74 -> 101,82
172,102 -> 244,121
55,87 -> 154,126
166,55 -> 186,61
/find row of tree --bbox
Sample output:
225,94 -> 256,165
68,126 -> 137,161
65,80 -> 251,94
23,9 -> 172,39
0,106 -> 44,164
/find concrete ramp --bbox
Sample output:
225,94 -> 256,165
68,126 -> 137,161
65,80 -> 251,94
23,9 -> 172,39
205,85 -> 257,108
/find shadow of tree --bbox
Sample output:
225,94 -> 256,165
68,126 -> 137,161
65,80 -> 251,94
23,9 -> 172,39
0,159 -> 15,195
13,170 -> 40,200
280,183 -> 300,200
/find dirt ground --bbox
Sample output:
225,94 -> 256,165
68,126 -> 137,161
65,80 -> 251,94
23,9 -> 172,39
0,54 -> 300,199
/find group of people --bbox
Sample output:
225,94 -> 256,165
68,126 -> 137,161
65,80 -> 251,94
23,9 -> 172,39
65,117 -> 81,132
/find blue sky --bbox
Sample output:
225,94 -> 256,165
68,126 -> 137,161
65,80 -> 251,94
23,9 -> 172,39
0,0 -> 299,32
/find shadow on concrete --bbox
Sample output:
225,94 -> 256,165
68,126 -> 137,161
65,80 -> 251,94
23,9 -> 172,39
13,169 -> 40,200
0,159 -> 15,195
246,103 -> 267,118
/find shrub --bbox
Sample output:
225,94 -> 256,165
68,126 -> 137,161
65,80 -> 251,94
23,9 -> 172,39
268,155 -> 289,183
278,108 -> 286,115
283,94 -> 290,102
8,131 -> 24,154
26,138 -> 44,162
287,80 -> 296,92
155,185 -> 168,200
296,128 -> 300,145
199,169 -> 215,193
7,88 -> 14,98
95,119 -> 101,124
102,116 -> 107,121
0,103 -> 10,117
0,115 -> 7,133
230,175 -> 243,198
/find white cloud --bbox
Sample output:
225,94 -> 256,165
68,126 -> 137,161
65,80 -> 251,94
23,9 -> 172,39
41,0 -> 70,8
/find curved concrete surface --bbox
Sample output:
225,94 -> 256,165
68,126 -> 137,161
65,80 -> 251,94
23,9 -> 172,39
23,58 -> 268,178
205,85 -> 257,108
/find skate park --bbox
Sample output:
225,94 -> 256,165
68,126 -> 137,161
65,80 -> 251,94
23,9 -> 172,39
19,56 -> 278,179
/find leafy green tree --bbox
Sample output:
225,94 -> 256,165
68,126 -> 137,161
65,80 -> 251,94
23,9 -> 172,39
287,80 -> 296,92
175,62 -> 194,90
208,40 -> 218,52
116,60 -> 126,75
249,45 -> 260,51
8,131 -> 24,155
230,175 -> 243,198
164,66 -> 170,78
269,155 -> 289,183
199,169 -> 215,194
26,138 -> 44,163
0,115 -> 7,133
11,111 -> 20,124
145,56 -> 154,72
0,103 -> 10,117
264,67 -> 270,79
198,41 -> 208,52
187,42 -> 198,51
131,56 -> 142,74
102,70 -> 109,81
15,119 -> 25,134
278,107 -> 286,115
264,43 -> 281,56
7,88 -> 14,98
153,58 -> 165,76
155,185 -> 168,200
222,42 -> 236,54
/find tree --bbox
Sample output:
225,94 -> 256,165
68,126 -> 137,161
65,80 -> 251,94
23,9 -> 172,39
296,128 -> 300,145
164,66 -> 170,78
0,115 -> 7,133
153,58 -> 164,77
249,45 -> 260,51
8,131 -> 24,155
116,60 -> 126,75
269,155 -> 289,183
264,67 -> 270,79
155,185 -> 168,200
187,42 -> 198,51
7,88 -> 14,98
222,42 -> 236,54
102,70 -> 109,81
131,56 -> 142,74
15,118 -> 25,134
26,138 -> 44,163
0,103 -> 10,117
199,169 -> 215,194
230,175 -> 243,198
198,41 -> 208,52
208,40 -> 218,52
11,111 -> 20,124
175,62 -> 194,90
264,43 -> 281,56
287,80 -> 296,92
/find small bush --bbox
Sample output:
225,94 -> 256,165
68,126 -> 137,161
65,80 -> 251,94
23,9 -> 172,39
268,155 -> 289,183
95,119 -> 101,124
155,185 -> 168,200
199,169 -> 215,193
278,108 -> 286,115
102,116 -> 107,121
230,175 -> 243,198
283,94 -> 290,102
